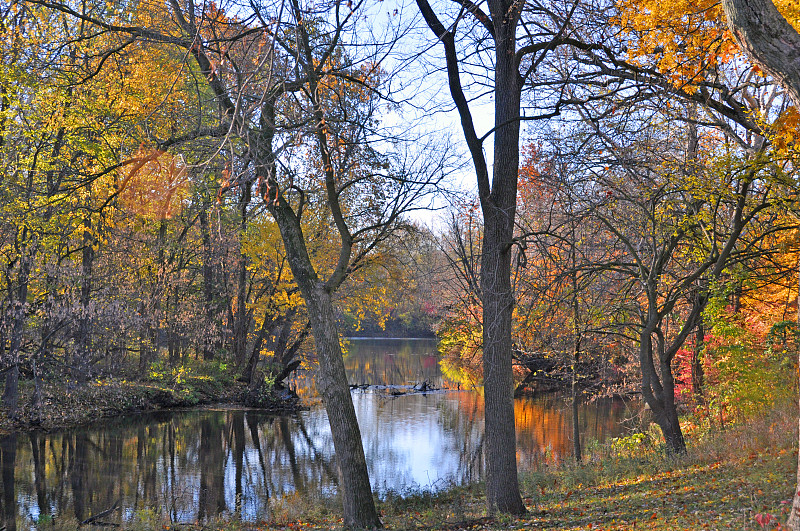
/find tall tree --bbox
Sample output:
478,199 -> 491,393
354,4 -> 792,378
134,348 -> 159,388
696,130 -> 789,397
412,0 -> 583,513
25,0 -> 443,526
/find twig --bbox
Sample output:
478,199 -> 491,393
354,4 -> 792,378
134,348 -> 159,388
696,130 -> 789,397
79,500 -> 120,526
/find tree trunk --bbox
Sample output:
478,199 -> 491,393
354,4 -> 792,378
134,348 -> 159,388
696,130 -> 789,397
571,333 -> 582,463
199,206 -> 219,360
304,284 -> 378,528
722,0 -> 800,106
691,319 -> 705,401
140,220 -> 167,374
270,201 -> 380,528
3,230 -> 35,419
76,213 -> 94,382
639,323 -> 687,454
233,185 -> 251,368
241,310 -> 274,385
480,0 -> 526,514
570,218 -> 582,463
657,353 -> 686,454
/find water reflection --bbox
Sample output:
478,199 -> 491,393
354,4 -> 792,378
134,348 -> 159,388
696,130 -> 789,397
8,411 -> 343,526
344,338 -> 445,387
2,339 -> 640,527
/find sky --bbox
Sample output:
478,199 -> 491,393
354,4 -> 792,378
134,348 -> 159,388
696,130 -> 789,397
353,0 -> 500,230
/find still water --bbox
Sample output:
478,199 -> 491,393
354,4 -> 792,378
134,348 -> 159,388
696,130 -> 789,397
1,339 -> 640,527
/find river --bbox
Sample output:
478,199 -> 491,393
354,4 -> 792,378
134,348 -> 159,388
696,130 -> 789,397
0,338 -> 641,528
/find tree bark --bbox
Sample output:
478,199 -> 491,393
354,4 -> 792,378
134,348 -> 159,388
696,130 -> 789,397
3,229 -> 35,419
415,0 -> 526,514
76,212 -> 94,382
639,319 -> 687,455
271,205 -> 381,528
199,205 -> 220,360
270,201 -> 380,529
480,0 -> 526,514
722,0 -> 800,105
691,316 -> 705,401
232,185 -> 251,368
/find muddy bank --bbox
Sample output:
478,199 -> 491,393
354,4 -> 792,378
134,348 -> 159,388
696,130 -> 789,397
0,377 -> 301,433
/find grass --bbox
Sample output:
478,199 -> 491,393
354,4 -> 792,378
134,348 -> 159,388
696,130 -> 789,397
372,408 -> 797,530
31,403 -> 796,530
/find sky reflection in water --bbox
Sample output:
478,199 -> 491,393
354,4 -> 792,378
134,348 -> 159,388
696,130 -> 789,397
2,339 -> 639,528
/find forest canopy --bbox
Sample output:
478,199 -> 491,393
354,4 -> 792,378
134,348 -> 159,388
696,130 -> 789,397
1,0 -> 800,527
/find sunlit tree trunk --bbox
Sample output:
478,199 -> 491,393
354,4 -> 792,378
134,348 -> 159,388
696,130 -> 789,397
270,201 -> 379,528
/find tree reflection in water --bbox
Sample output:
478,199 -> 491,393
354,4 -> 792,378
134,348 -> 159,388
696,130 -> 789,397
1,434 -> 17,531
2,340 -> 638,527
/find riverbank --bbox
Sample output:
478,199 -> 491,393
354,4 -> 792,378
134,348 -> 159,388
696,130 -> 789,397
0,364 -> 301,433
89,404 -> 793,530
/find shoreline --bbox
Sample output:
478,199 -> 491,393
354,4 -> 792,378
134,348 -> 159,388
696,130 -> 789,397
0,377 -> 302,435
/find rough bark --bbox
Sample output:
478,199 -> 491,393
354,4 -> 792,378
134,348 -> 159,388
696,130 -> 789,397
480,0 -> 526,515
271,201 -> 380,528
414,0 -> 526,515
722,0 -> 800,105
639,317 -> 687,455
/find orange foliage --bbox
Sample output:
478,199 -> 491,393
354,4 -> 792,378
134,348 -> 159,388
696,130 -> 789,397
615,0 -> 799,90
118,146 -> 190,220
